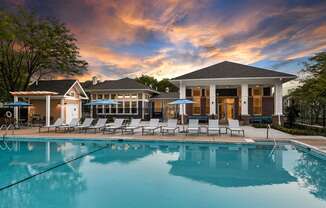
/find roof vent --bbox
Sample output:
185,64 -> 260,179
92,76 -> 98,85
165,87 -> 169,93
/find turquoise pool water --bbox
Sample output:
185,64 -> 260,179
0,138 -> 325,208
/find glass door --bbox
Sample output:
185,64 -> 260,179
218,98 -> 235,120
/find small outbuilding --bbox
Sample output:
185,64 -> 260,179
10,80 -> 88,126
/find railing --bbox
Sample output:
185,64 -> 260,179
1,124 -> 15,140
267,124 -> 278,158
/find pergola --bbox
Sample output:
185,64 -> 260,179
10,91 -> 58,126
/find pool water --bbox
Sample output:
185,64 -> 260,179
0,139 -> 325,208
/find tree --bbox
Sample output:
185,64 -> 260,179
136,75 -> 178,92
157,78 -> 178,92
135,75 -> 158,89
0,9 -> 87,101
290,52 -> 326,125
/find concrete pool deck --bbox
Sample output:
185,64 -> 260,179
1,126 -> 326,154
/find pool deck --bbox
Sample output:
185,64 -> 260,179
2,126 -> 326,154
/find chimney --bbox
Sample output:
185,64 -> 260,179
165,87 -> 169,93
92,76 -> 98,85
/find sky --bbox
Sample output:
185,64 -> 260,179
1,0 -> 326,82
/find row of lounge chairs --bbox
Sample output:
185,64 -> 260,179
39,118 -> 245,136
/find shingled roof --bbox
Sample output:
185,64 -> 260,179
27,80 -> 77,95
172,61 -> 296,80
85,77 -> 157,92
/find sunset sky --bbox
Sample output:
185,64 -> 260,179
1,0 -> 326,81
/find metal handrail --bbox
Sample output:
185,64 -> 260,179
1,124 -> 15,140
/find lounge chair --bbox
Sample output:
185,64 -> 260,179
142,119 -> 160,135
161,119 -> 179,135
103,118 -> 124,134
122,119 -> 142,134
74,118 -> 94,132
57,118 -> 79,132
227,119 -> 245,136
39,118 -> 63,133
86,118 -> 107,133
186,119 -> 200,135
207,119 -> 220,135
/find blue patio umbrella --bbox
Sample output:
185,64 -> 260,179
169,99 -> 194,125
4,101 -> 31,107
85,99 -> 118,106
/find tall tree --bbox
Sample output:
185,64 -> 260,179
136,75 -> 178,92
290,52 -> 326,124
135,75 -> 159,90
0,9 -> 87,101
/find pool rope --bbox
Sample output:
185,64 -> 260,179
0,144 -> 110,192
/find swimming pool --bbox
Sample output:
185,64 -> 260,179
0,138 -> 325,208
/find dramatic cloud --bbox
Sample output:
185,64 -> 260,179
1,0 -> 326,80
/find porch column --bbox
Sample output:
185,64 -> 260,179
79,100 -> 82,119
60,99 -> 65,123
241,84 -> 249,115
46,95 -> 51,126
209,84 -> 216,115
14,96 -> 18,124
241,146 -> 249,170
179,81 -> 186,115
274,81 -> 283,116
46,142 -> 51,162
142,93 -> 145,119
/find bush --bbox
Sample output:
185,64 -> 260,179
252,123 -> 269,128
273,124 -> 326,136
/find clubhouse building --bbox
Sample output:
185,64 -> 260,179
9,61 -> 296,125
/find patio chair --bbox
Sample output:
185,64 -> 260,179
142,119 -> 160,135
161,119 -> 179,135
122,119 -> 142,134
86,118 -> 107,133
39,118 -> 63,133
186,119 -> 200,135
74,118 -> 94,133
207,119 -> 220,135
227,119 -> 245,137
103,118 -> 125,134
57,118 -> 80,132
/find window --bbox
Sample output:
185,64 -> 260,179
138,93 -> 142,99
131,101 -> 137,114
193,88 -> 201,96
125,101 -> 130,113
117,94 -> 124,99
154,101 -> 162,112
186,89 -> 192,97
118,101 -> 123,113
111,94 -> 116,99
111,104 -> 117,113
252,87 -> 262,115
248,88 -> 252,96
97,94 -> 103,99
104,94 -> 110,99
263,87 -> 271,96
70,91 -> 75,97
131,94 -> 138,99
92,94 -> 96,100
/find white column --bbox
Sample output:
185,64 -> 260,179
45,95 -> 51,126
79,100 -> 82,119
241,84 -> 249,115
274,82 -> 283,116
14,96 -> 18,124
179,81 -> 186,115
209,84 -> 216,115
142,93 -> 145,119
60,99 -> 65,123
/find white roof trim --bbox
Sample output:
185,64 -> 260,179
171,76 -> 296,83
64,80 -> 89,99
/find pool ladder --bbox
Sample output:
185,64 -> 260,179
267,124 -> 278,157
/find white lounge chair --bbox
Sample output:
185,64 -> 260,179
39,118 -> 63,133
186,119 -> 200,135
122,119 -> 142,134
142,119 -> 160,135
57,118 -> 79,132
227,119 -> 245,136
207,119 -> 220,135
103,118 -> 124,134
161,119 -> 179,135
86,118 -> 107,133
74,118 -> 94,132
